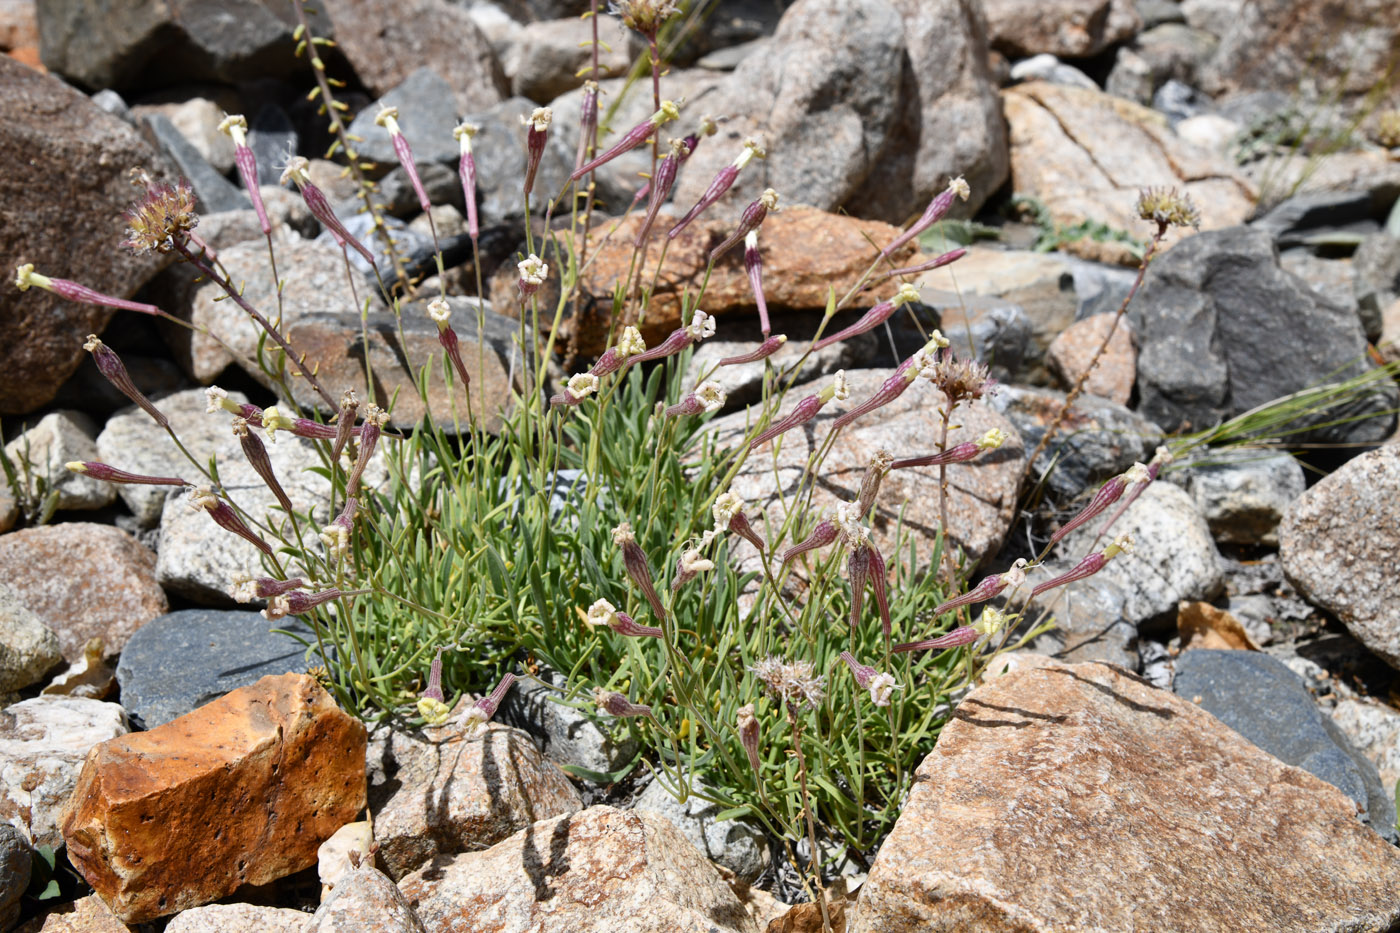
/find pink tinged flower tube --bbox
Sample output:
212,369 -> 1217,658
572,100 -> 680,182
280,157 -> 376,268
880,176 -> 971,258
868,543 -> 891,637
217,115 -> 270,236
427,299 -> 471,390
813,283 -> 921,352
332,391 -> 359,464
634,130 -> 702,206
375,107 -> 430,213
720,334 -> 787,368
462,672 -> 517,734
892,625 -> 980,655
929,561 -> 1028,619
737,704 -> 760,775
727,513 -> 765,553
453,123 -> 482,241
595,688 -> 653,719
830,335 -> 945,432
624,310 -> 715,368
634,137 -> 690,247
665,382 -> 726,418
848,545 -> 871,628
206,386 -> 264,424
744,230 -> 770,334
892,442 -> 981,470
232,418 -> 294,514
669,137 -> 766,240
611,611 -> 663,638
614,522 -> 666,619
522,107 -> 552,198
83,336 -> 168,428
1097,454 -> 1168,539
346,406 -> 388,498
1030,536 -> 1132,599
189,487 -> 273,556
573,82 -> 599,175
251,577 -> 306,599
261,405 -> 362,442
65,462 -> 186,487
748,394 -> 823,451
16,264 -> 162,316
1050,476 -> 1128,545
840,651 -> 877,689
263,587 -> 347,620
781,519 -> 837,567
709,189 -> 778,264
871,247 -> 966,285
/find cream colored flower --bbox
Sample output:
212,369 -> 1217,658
567,372 -> 599,400
685,310 -> 716,341
586,598 -> 618,629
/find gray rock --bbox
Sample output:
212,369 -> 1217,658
984,0 -> 1140,59
916,293 -> 1033,384
0,695 -> 128,848
318,210 -> 435,278
1169,447 -> 1306,547
1331,698 -> 1400,793
142,112 -> 249,214
991,384 -> 1163,501
115,609 -> 320,730
458,95 -> 577,222
634,775 -> 770,882
0,822 -> 29,931
1066,255 -> 1138,321
1354,231 -> 1400,339
0,583 -> 62,693
247,103 -> 297,190
501,14 -> 640,102
1056,480 -> 1224,627
1,57 -> 173,416
195,185 -> 317,248
1173,649 -> 1398,843
3,411 -> 117,512
1010,573 -> 1138,670
1009,54 -> 1099,90
90,88 -> 132,122
1279,445 -> 1400,672
1105,47 -> 1156,105
38,0 -> 307,89
1151,78 -> 1212,124
377,161 -> 463,219
1130,226 -> 1396,444
1252,192 -> 1379,247
1225,593 -> 1277,646
1277,248 -> 1360,329
305,864 -> 427,932
497,668 -> 638,775
132,95 -> 237,174
346,68 -> 462,166
97,388 -> 248,527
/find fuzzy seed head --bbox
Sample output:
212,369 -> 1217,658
123,178 -> 198,254
610,0 -> 681,36
926,355 -> 992,403
749,656 -> 825,711
1135,186 -> 1201,230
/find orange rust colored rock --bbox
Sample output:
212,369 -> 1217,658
489,205 -> 916,356
59,673 -> 366,923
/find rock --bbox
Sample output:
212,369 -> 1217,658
0,0 -> 38,50
841,0 -> 1010,222
0,524 -> 167,662
317,211 -> 435,278
1382,295 -> 1400,365
1279,445 -> 1400,671
1200,0 -> 1400,108
990,384 -> 1161,502
1045,312 -> 1135,403
497,668 -> 638,774
15,894 -> 132,933
115,609 -> 321,730
1331,698 -> 1400,791
547,69 -> 726,212
163,903 -> 309,932
851,658 -> 1400,933
96,388 -> 247,526
193,185 -> 316,248
1002,81 -> 1255,263
914,247 -> 1077,378
165,235 -> 386,384
708,370 -> 1024,569
457,95 -> 575,224
503,15 -> 640,102
0,695 -> 128,849
634,776 -> 769,882
1009,53 -> 1098,90
1354,231 -> 1400,338
131,95 -> 235,172
247,103 -> 297,186
0,822 -> 30,931
1055,480 -> 1224,626
306,864 -> 426,932
983,0 -> 1140,58
915,293 -> 1033,384
505,206 -> 916,356
668,0 -> 907,224
1251,191 -> 1379,248
378,161 -> 462,218
283,298 -> 524,434
0,57 -> 173,415
1279,249 -> 1360,331
398,805 -> 760,933
1008,572 -> 1139,669
0,487 -> 16,533
1169,446 -> 1305,547
0,583 -> 62,692
37,0 -> 305,89
1244,150 -> 1400,217
61,673 -> 366,923
1224,593 -> 1277,646
1104,45 -> 1155,104
4,411 -> 117,512
1130,226 -> 1397,443
321,0 -> 507,115
345,68 -> 462,167
368,718 -> 580,879
89,88 -> 131,121
1175,112 -> 1239,154
1173,649 -> 1397,842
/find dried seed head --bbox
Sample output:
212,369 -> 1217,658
749,656 -> 825,711
925,354 -> 993,404
586,598 -> 618,628
123,177 -> 198,254
610,0 -> 681,38
1135,186 -> 1201,230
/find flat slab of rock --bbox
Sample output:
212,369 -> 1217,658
162,902 -> 308,932
710,370 -> 1024,570
0,524 -> 168,662
1046,313 -> 1136,404
306,864 -> 425,932
368,720 -> 581,880
0,696 -> 128,849
398,805 -> 759,933
4,411 -> 116,512
852,659 -> 1400,933
61,673 -> 366,922
15,893 -> 133,933
1280,444 -> 1400,670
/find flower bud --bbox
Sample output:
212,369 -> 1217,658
417,649 -> 451,726
870,247 -> 966,285
668,138 -> 765,239
332,390 -> 360,464
572,100 -> 680,181
747,393 -> 824,452
881,176 -> 970,258
737,703 -> 761,774
65,462 -> 185,487
189,486 -> 272,555
634,136 -> 689,247
593,688 -> 653,719
813,283 -> 921,352
892,625 -> 980,654
521,107 -> 552,197
780,519 -> 837,567
453,122 -> 481,241
718,334 -> 786,367
614,522 -> 665,619
709,189 -> 779,264
84,336 -> 168,428
280,156 -> 376,268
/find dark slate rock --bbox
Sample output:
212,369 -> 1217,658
990,384 -> 1163,501
247,103 -> 297,187
345,68 -> 462,166
1065,256 -> 1138,320
1129,226 -> 1396,443
1008,573 -> 1139,670
911,293 -> 1033,384
461,96 -> 573,224
316,211 -> 435,277
377,161 -> 464,218
1152,79 -> 1212,124
0,823 -> 30,931
1252,192 -> 1379,246
115,609 -> 319,730
90,88 -> 133,123
142,112 -> 248,213
1172,649 -> 1398,843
